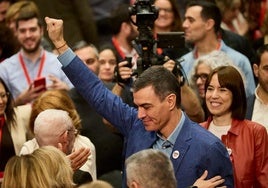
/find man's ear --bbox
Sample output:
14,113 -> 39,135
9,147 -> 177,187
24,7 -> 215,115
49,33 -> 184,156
166,93 -> 177,111
59,130 -> 69,145
40,26 -> 44,36
253,64 -> 259,78
121,22 -> 131,34
206,18 -> 215,31
129,181 -> 139,188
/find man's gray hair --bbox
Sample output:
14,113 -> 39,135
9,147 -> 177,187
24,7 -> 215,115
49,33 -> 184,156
34,109 -> 73,147
125,149 -> 177,188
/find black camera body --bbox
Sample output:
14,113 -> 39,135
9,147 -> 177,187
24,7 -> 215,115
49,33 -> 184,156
114,0 -> 186,85
129,0 -> 160,74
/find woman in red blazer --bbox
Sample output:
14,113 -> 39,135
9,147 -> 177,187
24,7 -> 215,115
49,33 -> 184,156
201,65 -> 268,188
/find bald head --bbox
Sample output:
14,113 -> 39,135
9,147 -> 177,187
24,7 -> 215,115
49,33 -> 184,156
34,109 -> 74,153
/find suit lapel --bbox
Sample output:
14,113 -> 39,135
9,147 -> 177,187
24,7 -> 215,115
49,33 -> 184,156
170,117 -> 192,173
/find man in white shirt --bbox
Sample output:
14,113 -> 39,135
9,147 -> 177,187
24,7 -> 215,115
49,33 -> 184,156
247,44 -> 268,131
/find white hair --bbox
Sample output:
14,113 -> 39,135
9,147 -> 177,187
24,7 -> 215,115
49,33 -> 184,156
189,50 -> 246,88
34,109 -> 73,147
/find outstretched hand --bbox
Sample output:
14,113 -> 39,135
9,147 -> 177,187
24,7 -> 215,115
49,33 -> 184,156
67,147 -> 91,171
193,170 -> 226,188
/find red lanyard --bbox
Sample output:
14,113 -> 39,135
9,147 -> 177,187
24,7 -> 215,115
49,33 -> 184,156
194,41 -> 221,59
112,37 -> 126,59
19,52 -> 46,85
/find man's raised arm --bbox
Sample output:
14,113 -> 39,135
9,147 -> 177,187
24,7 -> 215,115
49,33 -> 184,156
45,17 -> 69,55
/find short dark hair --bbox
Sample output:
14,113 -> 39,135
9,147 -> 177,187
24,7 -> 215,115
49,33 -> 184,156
110,4 -> 131,35
256,44 -> 268,66
133,66 -> 181,107
15,1 -> 42,28
186,0 -> 221,33
205,66 -> 246,120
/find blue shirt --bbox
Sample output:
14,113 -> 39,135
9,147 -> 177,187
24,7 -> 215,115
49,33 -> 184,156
0,49 -> 73,99
153,112 -> 185,157
180,40 -> 255,97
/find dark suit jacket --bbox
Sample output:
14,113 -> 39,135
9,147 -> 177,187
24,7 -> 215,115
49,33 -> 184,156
246,94 -> 256,120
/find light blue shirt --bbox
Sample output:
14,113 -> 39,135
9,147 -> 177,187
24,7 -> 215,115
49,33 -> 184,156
0,49 -> 73,99
179,40 -> 255,97
153,111 -> 186,157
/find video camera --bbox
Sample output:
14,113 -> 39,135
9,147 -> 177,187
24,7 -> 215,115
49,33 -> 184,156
115,0 -> 186,85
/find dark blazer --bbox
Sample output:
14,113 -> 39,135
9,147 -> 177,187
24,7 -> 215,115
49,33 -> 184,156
246,94 -> 256,120
63,56 -> 234,188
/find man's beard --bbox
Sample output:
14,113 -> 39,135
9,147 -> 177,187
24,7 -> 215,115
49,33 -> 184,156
22,38 -> 41,53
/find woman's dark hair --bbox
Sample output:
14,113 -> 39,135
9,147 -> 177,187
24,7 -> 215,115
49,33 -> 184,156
205,66 -> 246,120
0,24 -> 19,61
0,77 -> 16,126
99,43 -> 119,63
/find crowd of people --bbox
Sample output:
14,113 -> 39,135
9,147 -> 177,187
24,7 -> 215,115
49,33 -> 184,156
0,0 -> 268,188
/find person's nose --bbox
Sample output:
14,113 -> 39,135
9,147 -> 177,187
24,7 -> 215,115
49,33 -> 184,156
137,107 -> 146,119
104,62 -> 111,69
196,77 -> 203,85
25,30 -> 31,38
182,19 -> 188,29
0,97 -> 4,105
211,89 -> 219,98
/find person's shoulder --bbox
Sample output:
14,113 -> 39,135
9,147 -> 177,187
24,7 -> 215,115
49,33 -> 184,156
181,51 -> 193,60
241,119 -> 267,133
0,53 -> 19,67
190,122 -> 222,144
221,42 -> 249,61
14,104 -> 32,114
20,138 -> 39,155
75,135 -> 95,148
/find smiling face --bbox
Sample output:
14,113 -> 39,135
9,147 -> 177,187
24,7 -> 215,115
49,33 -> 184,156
154,0 -> 174,32
16,17 -> 42,53
0,82 -> 8,115
205,73 -> 233,118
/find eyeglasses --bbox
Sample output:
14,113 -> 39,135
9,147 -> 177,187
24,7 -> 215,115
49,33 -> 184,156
193,73 -> 209,81
67,128 -> 78,136
85,58 -> 97,65
59,128 -> 78,137
0,92 -> 9,99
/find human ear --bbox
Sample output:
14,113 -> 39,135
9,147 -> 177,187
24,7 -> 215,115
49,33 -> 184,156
206,19 -> 215,31
129,181 -> 139,188
166,93 -> 177,110
253,64 -> 259,78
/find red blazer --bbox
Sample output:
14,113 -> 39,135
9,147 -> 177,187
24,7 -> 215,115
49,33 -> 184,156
201,118 -> 268,188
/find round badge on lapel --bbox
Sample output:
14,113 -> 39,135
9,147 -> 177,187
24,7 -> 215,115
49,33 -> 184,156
172,150 -> 180,159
